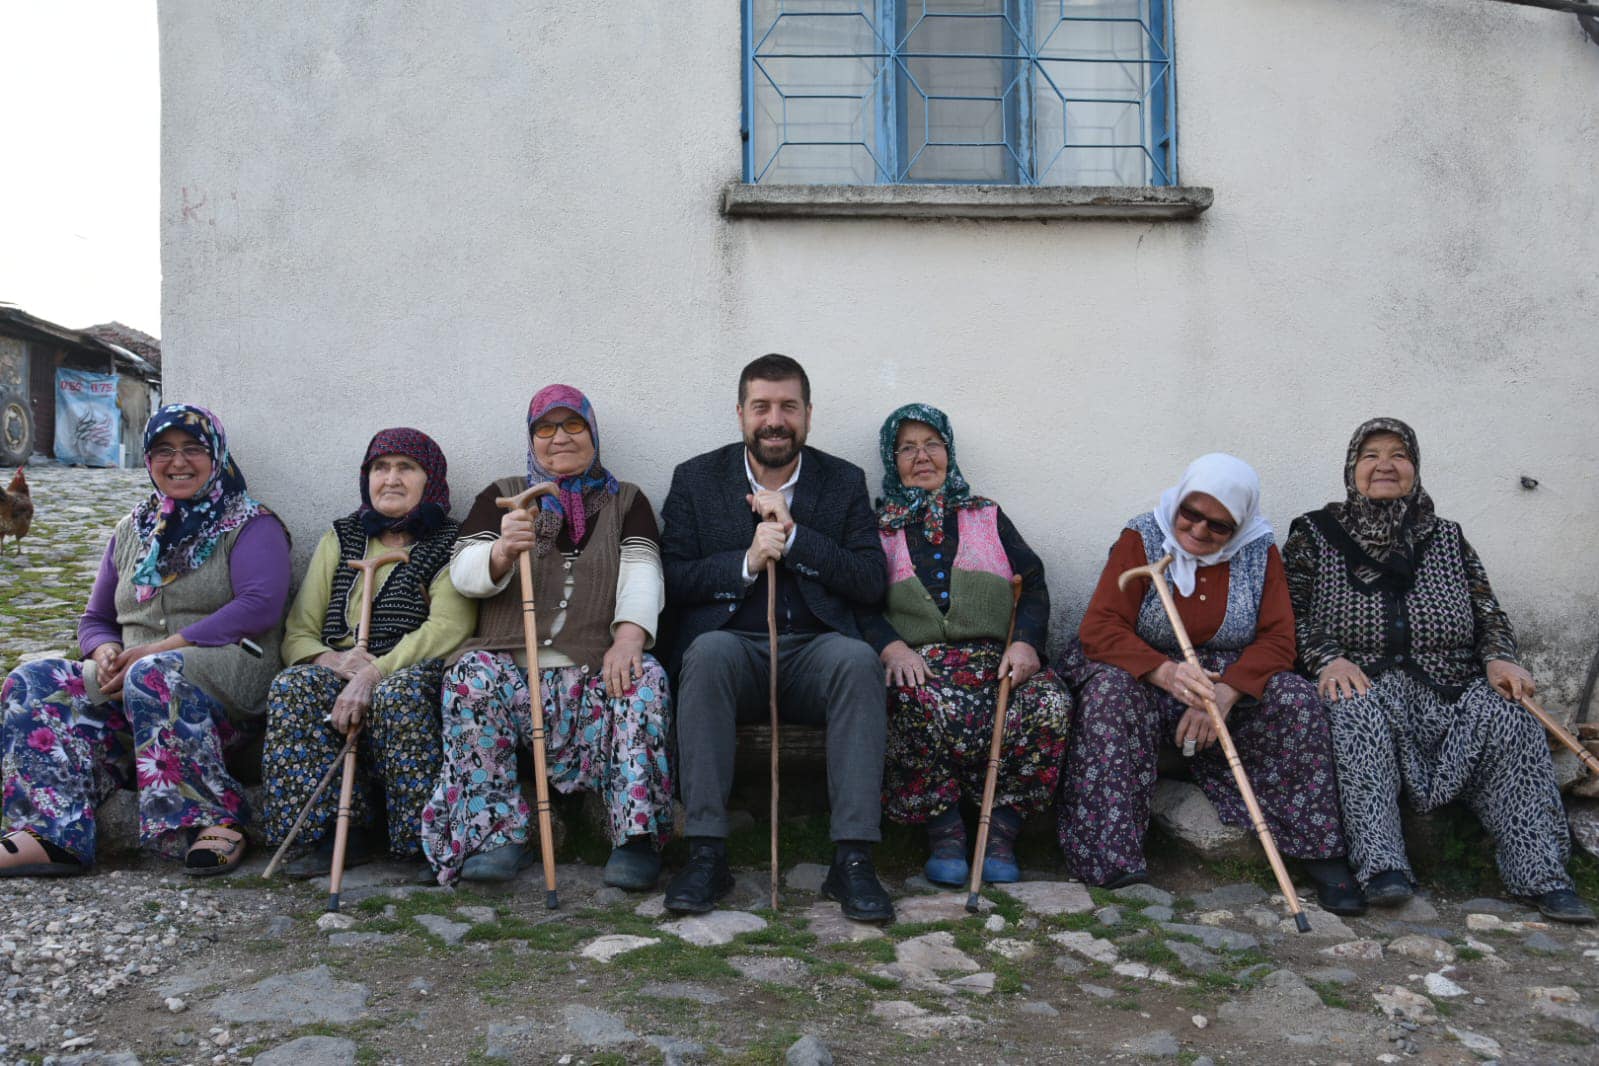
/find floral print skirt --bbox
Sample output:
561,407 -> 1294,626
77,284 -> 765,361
0,654 -> 249,863
883,640 -> 1073,825
1056,640 -> 1346,886
259,661 -> 444,860
419,650 -> 673,884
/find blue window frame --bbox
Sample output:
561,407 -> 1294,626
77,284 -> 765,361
743,1 -> 1175,187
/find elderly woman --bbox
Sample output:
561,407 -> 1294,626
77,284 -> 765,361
1058,453 -> 1359,913
1285,418 -> 1592,923
0,404 -> 289,876
261,428 -> 475,876
420,384 -> 672,888
861,404 -> 1072,886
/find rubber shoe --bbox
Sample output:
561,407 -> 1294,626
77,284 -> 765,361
822,850 -> 895,924
603,837 -> 662,891
923,816 -> 969,887
284,827 -> 381,880
460,842 -> 532,883
1526,888 -> 1597,925
1363,870 -> 1414,907
664,842 -> 734,914
980,808 -> 1023,884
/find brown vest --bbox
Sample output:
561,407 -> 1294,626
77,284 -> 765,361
111,514 -> 285,722
450,478 -> 638,672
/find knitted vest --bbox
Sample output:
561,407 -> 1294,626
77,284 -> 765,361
111,513 -> 284,722
449,478 -> 638,672
1297,512 -> 1485,692
1126,512 -> 1269,654
320,515 -> 459,656
879,507 -> 1015,646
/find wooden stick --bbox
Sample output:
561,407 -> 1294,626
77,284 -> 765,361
966,575 -> 1025,914
1519,694 -> 1599,776
497,483 -> 563,910
262,735 -> 353,880
1118,554 -> 1311,933
767,556 -> 780,910
327,548 -> 409,912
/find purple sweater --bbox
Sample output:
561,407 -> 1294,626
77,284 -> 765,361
77,515 -> 292,655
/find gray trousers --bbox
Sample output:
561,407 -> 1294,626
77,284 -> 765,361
676,629 -> 886,842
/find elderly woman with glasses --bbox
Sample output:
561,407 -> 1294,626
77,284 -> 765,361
419,385 -> 672,889
1056,453 -> 1359,914
861,404 -> 1072,887
260,428 -> 476,878
0,404 -> 290,877
1284,418 -> 1592,924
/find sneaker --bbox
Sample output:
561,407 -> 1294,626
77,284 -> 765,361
1524,888 -> 1597,925
923,813 -> 969,887
603,836 -> 662,891
822,848 -> 895,924
980,807 -> 1023,884
1363,870 -> 1414,907
663,840 -> 733,915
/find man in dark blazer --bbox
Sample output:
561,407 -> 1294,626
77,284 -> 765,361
660,353 -> 893,921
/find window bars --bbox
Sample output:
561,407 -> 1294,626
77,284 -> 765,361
743,1 -> 1175,187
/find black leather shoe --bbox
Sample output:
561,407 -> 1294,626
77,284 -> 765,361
822,851 -> 895,924
1524,889 -> 1597,925
663,842 -> 733,915
1100,868 -> 1150,891
1302,859 -> 1367,917
284,827 -> 381,880
1363,870 -> 1414,907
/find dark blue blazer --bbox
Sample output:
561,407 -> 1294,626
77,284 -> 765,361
661,442 -> 887,655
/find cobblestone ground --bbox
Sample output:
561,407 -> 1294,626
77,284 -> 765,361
0,467 -> 1596,1065
0,463 -> 149,675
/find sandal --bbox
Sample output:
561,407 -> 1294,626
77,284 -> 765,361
0,830 -> 86,878
184,825 -> 247,878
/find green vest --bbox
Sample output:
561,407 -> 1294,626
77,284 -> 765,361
879,508 -> 1015,647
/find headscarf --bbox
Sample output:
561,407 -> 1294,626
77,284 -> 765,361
875,403 -> 994,544
130,404 -> 266,603
1321,416 -> 1436,584
525,384 -> 618,555
1153,452 -> 1274,597
357,427 -> 452,537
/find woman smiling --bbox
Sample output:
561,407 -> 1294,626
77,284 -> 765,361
0,404 -> 290,877
261,428 -> 474,878
1057,453 -> 1358,913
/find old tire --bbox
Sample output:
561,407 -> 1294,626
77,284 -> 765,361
0,390 -> 32,466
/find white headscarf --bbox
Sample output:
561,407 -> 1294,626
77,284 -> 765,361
1152,453 -> 1274,597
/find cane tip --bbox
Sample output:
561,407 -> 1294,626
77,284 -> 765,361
964,893 -> 982,914
326,895 -> 341,913
545,891 -> 559,910
1294,912 -> 1311,934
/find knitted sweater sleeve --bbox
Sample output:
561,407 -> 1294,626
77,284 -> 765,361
1282,516 -> 1346,678
1460,534 -> 1519,666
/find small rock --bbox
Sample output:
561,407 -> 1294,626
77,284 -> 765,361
1191,1014 -> 1208,1029
1019,1001 -> 1058,1017
592,887 -> 626,907
561,1004 -> 638,1047
1164,940 -> 1222,974
414,914 -> 470,946
1304,967 -> 1357,985
634,894 -> 668,918
254,1035 -> 357,1066
1142,905 -> 1175,922
800,903 -> 886,945
1389,895 -> 1439,921
1079,982 -> 1116,999
1195,909 -> 1237,926
1373,985 -> 1438,1024
1523,931 -> 1566,954
209,966 -> 369,1025
987,938 -> 1037,962
1048,930 -> 1118,964
1112,961 -> 1185,986
314,913 -> 355,932
327,932 -> 396,948
1240,905 -> 1279,928
1320,938 -> 1383,961
580,935 -> 660,963
455,906 -> 497,924
1387,934 -> 1455,963
164,997 -> 186,1013
892,893 -> 992,923
784,863 -> 828,893
1052,955 -> 1085,975
949,972 -> 996,994
983,914 -> 1006,933
895,931 -> 980,973
785,1034 -> 832,1066
728,956 -> 810,987
1111,883 -> 1175,907
1190,883 -> 1267,910
1095,906 -> 1122,926
1446,1026 -> 1503,1060
1280,904 -> 1355,940
644,1034 -> 705,1065
1159,922 -> 1258,952
1124,1029 -> 1180,1057
995,880 -> 1095,916
408,978 -> 433,995
1424,972 -> 1467,998
484,1020 -> 536,1060
661,911 -> 766,947
1464,913 -> 1503,932
263,916 -> 294,937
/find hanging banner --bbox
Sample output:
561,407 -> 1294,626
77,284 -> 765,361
55,368 -> 120,467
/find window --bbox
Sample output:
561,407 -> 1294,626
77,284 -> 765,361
742,1 -> 1175,187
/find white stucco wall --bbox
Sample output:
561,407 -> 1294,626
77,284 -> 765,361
159,2 -> 1599,694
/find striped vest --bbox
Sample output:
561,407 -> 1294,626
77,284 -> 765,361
320,515 -> 459,656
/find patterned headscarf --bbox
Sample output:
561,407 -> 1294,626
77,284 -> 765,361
525,384 -> 619,555
1323,416 -> 1437,581
1152,453 -> 1275,597
130,404 -> 266,603
357,427 -> 452,537
875,403 -> 993,545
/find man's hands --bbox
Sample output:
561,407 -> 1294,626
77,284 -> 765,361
744,490 -> 794,574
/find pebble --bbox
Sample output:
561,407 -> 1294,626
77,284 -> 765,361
315,913 -> 355,933
1387,935 -> 1455,963
983,914 -> 1006,933
994,880 -> 1094,916
895,932 -> 980,973
785,1034 -> 833,1066
164,997 -> 186,1013
1110,883 -> 1175,907
413,914 -> 471,946
1158,922 -> 1258,952
1191,1014 -> 1208,1029
1094,906 -> 1122,926
661,910 -> 766,947
1424,972 -> 1467,998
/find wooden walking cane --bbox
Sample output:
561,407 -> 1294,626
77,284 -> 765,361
1119,554 -> 1312,933
762,504 -> 782,911
262,737 -> 352,879
326,549 -> 409,912
497,483 -> 563,909
966,575 -> 1025,914
1518,695 -> 1599,776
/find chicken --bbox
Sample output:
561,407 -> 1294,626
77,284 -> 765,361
0,466 -> 34,556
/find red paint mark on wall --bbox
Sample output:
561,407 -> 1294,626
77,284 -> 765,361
181,186 -> 208,223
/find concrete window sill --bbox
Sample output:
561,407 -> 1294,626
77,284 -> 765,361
721,183 -> 1213,221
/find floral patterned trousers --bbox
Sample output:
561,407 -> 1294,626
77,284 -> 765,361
259,661 -> 445,859
420,650 -> 673,884
0,654 -> 248,863
883,640 -> 1073,825
1056,642 -> 1346,886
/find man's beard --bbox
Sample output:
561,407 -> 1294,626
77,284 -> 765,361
747,427 -> 802,469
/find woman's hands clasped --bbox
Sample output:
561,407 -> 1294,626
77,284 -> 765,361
330,664 -> 380,734
1149,659 -> 1239,752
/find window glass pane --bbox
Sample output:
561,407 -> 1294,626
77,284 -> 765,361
899,2 -> 1016,183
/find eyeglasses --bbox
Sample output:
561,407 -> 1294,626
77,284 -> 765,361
148,444 -> 211,464
531,417 -> 590,439
1176,504 -> 1236,538
895,441 -> 948,462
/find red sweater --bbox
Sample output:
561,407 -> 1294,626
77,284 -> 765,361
1078,528 -> 1297,699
